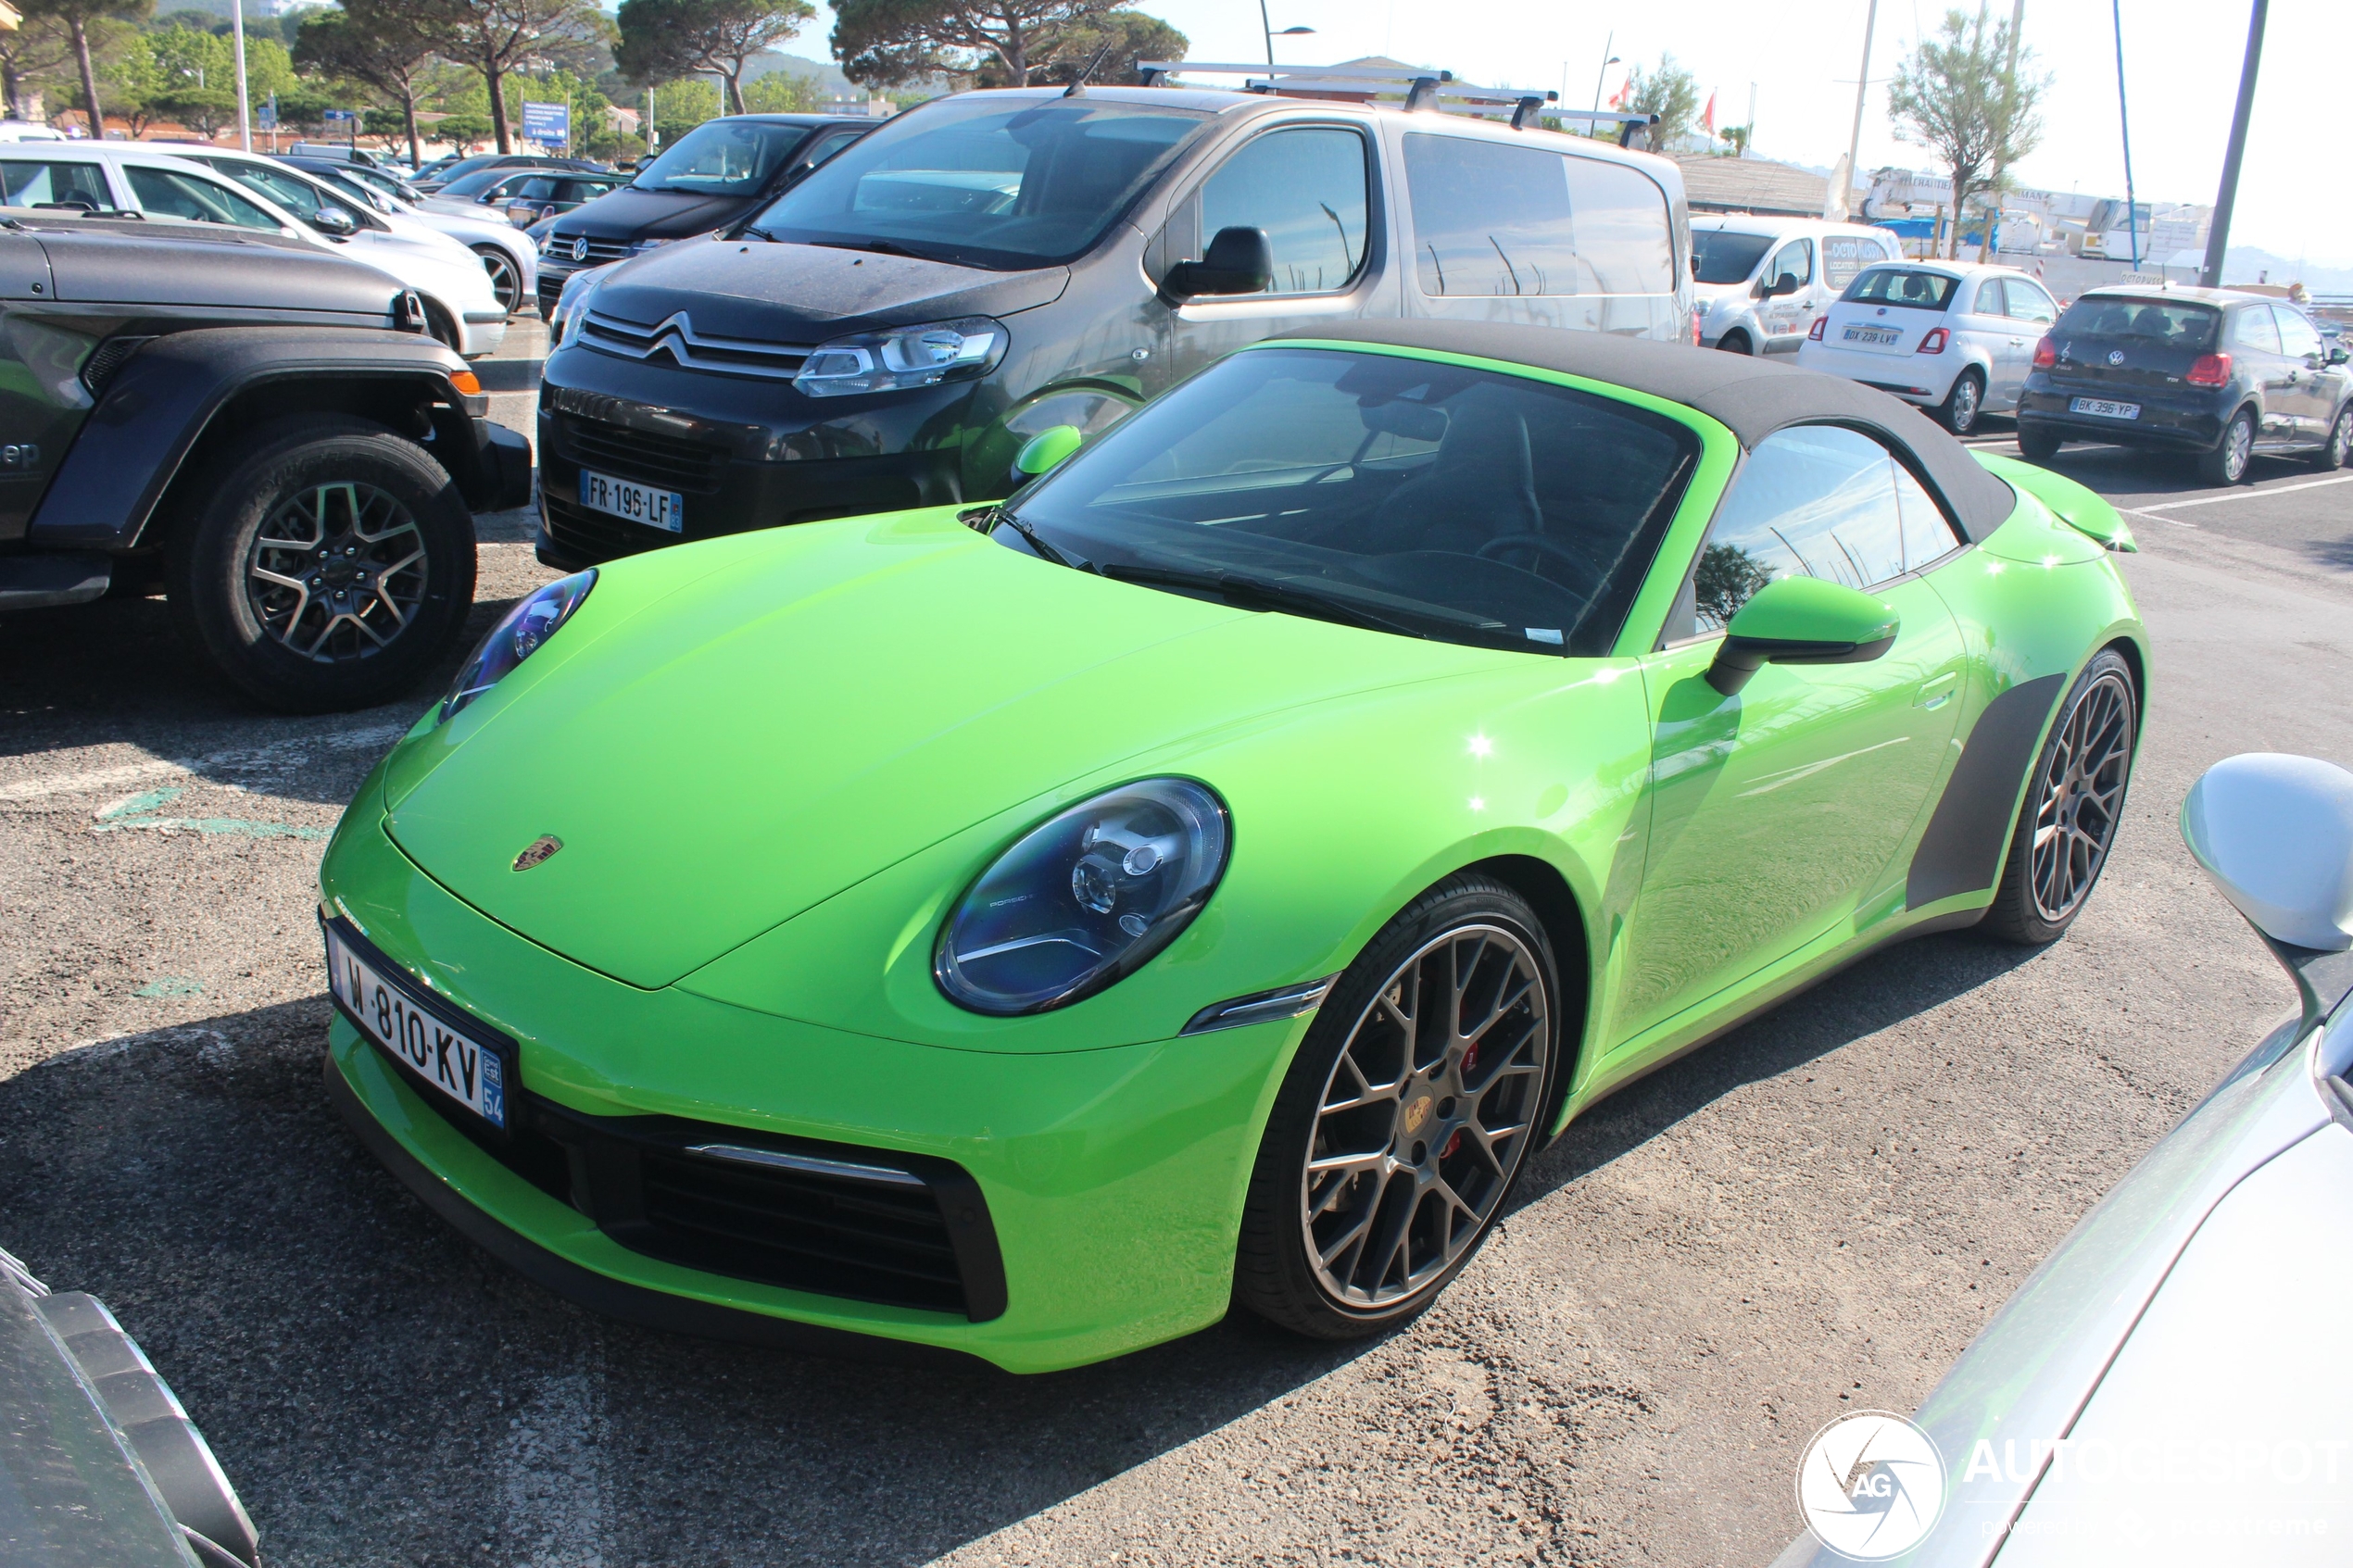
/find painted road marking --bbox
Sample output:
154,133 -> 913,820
2137,474 -> 2353,512
0,722 -> 409,807
90,787 -> 331,842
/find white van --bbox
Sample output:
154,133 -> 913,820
0,122 -> 67,144
1690,215 -> 1902,355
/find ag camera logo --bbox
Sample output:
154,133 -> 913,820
1795,1411 -> 1947,1561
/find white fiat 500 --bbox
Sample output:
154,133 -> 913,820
1796,260 -> 2059,434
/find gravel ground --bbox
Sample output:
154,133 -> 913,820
3,320 -> 2349,1568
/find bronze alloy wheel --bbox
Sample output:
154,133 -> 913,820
245,482 -> 430,664
1300,922 -> 1549,1311
2025,666 -> 2135,926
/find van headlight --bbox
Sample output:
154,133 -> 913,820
795,317 -> 1006,398
935,779 -> 1229,1016
440,571 -> 594,723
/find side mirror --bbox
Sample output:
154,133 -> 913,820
1705,576 -> 1900,696
1013,424 -> 1084,480
313,206 -> 358,236
1162,225 -> 1273,301
2182,755 -> 2353,952
2329,345 -> 2349,366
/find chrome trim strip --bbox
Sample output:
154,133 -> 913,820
580,309 -> 813,381
1181,974 -> 1338,1035
683,1142 -> 928,1189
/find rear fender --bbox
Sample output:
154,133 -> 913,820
26,326 -> 510,551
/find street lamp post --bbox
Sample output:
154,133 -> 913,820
2199,0 -> 2267,289
230,0 -> 250,151
1256,5 -> 1314,70
1590,33 -> 1620,116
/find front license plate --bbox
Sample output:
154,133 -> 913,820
577,469 -> 684,533
1843,326 -> 1901,345
326,925 -> 509,1130
2070,396 -> 2141,420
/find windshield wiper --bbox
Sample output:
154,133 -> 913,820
966,506 -> 1094,572
807,236 -> 937,262
1098,563 -> 1459,638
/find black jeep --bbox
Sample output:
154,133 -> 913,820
1,208 -> 531,712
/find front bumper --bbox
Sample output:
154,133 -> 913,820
2018,377 -> 2229,450
534,346 -> 985,563
318,794 -> 1304,1373
457,312 -> 509,359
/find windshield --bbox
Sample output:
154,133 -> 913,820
2055,296 -> 2219,349
745,96 -> 1207,270
631,119 -> 810,195
1000,347 -> 1699,656
1691,229 -> 1775,284
440,166 -> 542,198
1843,268 -> 1959,309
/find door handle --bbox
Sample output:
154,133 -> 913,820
1915,671 -> 1959,710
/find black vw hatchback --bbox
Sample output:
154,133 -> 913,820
2017,285 -> 2352,483
533,114 -> 875,316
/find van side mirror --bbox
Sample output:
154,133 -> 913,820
1162,225 -> 1273,301
1755,272 -> 1798,299
2330,345 -> 2349,366
1705,576 -> 1900,696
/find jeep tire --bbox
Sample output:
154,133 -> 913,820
165,416 -> 478,713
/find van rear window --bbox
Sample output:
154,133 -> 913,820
2054,296 -> 2219,349
1842,269 -> 1959,309
1403,134 -> 1673,298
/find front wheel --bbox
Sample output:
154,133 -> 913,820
2314,404 -> 2350,472
2016,423 -> 2061,463
1716,331 -> 1754,355
2198,407 -> 2256,485
1935,369 -> 1985,434
473,245 -> 522,314
1982,649 -> 2138,945
164,417 -> 478,713
1234,875 -> 1556,1339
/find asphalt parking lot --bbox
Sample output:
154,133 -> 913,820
3,318 -> 2349,1566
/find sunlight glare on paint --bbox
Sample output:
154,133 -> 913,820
1468,797 -> 1486,812
1467,734 -> 1493,759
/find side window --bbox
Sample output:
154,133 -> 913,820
1198,126 -> 1369,296
1766,239 -> 1811,289
801,130 -> 862,171
2274,307 -> 2324,359
215,162 -> 360,232
2005,280 -> 2057,324
1892,463 -> 1963,569
1971,278 -> 2007,317
1403,134 -> 1672,297
514,177 -> 562,202
1823,236 -> 1869,288
0,159 -> 109,208
1688,426 -> 1931,634
124,166 -> 283,230
2231,307 -> 2283,354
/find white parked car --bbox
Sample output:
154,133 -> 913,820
0,142 -> 504,358
1692,216 -> 1903,357
286,155 -> 538,317
0,120 -> 66,144
1774,753 -> 2353,1568
1795,259 -> 2059,435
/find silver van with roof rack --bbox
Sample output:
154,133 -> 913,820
534,66 -> 1697,567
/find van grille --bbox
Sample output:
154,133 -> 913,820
579,309 -> 812,381
555,413 -> 726,494
547,232 -> 632,267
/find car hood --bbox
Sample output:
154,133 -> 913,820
586,237 -> 1068,343
560,184 -> 747,240
407,204 -> 512,245
380,511 -> 1478,989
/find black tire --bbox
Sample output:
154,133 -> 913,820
473,245 -> 522,314
2314,403 -> 2351,472
1982,649 -> 2137,945
164,416 -> 478,714
2016,423 -> 2061,463
1716,331 -> 1754,355
1935,368 -> 1986,435
422,298 -> 461,352
2197,407 -> 2256,486
1234,874 -> 1558,1339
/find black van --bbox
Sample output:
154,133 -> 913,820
535,84 -> 1696,568
533,114 -> 876,317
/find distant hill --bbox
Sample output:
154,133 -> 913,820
2221,247 -> 2353,295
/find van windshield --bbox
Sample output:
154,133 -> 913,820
1690,230 -> 1774,284
631,119 -> 812,196
743,97 -> 1207,270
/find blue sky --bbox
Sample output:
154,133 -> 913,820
785,1 -> 2349,270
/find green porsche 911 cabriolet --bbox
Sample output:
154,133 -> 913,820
318,320 -> 2145,1373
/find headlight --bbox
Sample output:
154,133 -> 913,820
439,571 -> 594,724
551,264 -> 607,345
794,317 -> 1006,398
935,778 -> 1229,1016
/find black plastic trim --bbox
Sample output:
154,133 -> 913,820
1906,671 -> 2067,909
323,1050 -> 998,1370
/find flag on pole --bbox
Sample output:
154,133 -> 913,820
1606,76 -> 1627,110
1703,90 -> 1717,134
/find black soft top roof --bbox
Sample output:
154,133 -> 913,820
1277,320 -> 2017,542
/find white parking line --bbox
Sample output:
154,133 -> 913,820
2137,474 -> 2353,512
0,722 -> 410,806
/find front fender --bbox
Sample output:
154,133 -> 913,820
27,325 -> 492,551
